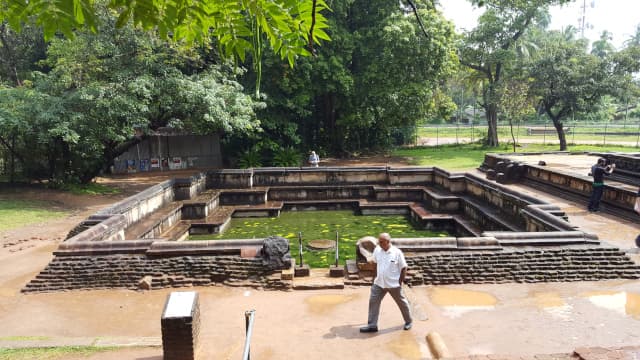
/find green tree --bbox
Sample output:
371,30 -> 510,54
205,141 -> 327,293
527,30 -> 640,150
458,0 -> 568,146
0,10 -> 263,183
0,0 -> 330,67
0,22 -> 47,86
253,0 -> 456,154
497,78 -> 533,151
591,30 -> 615,58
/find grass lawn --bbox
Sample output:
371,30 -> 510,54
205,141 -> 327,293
418,125 -> 640,144
190,210 -> 448,268
393,143 -> 640,171
0,200 -> 68,232
58,183 -> 120,196
0,346 -> 117,360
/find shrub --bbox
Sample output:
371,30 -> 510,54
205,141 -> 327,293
271,147 -> 301,167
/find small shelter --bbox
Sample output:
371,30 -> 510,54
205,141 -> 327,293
113,128 -> 222,173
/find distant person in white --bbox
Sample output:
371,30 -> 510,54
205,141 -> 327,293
308,151 -> 320,167
360,233 -> 413,333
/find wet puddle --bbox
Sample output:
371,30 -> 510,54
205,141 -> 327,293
582,291 -> 640,319
386,332 -> 423,360
533,292 -> 572,319
304,294 -> 357,314
429,288 -> 497,318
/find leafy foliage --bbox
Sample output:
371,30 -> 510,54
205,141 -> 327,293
271,146 -> 301,167
251,0 -> 457,155
0,10 -> 263,183
526,28 -> 640,150
458,0 -> 569,146
0,0 -> 330,68
237,147 -> 263,168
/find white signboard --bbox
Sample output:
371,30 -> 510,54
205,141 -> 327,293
163,291 -> 197,318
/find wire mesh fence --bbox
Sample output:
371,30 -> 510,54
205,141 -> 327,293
415,119 -> 640,148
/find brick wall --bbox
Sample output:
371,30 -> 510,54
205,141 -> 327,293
23,255 -> 287,293
406,247 -> 640,285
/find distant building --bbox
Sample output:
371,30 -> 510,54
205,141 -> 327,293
450,107 -> 485,124
112,128 -> 222,174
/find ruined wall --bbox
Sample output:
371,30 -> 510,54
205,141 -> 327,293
94,180 -> 176,230
407,247 -> 640,285
480,152 -> 638,217
23,255 -> 287,293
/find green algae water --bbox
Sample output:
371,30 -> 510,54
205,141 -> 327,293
190,210 -> 448,267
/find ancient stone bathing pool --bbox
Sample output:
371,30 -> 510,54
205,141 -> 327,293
23,166 -> 640,292
190,210 -> 449,267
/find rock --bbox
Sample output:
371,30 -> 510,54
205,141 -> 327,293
260,236 -> 292,270
538,160 -> 546,166
138,276 -> 152,290
356,236 -> 378,263
486,169 -> 497,180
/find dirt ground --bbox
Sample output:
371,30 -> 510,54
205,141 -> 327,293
1,159 -> 640,359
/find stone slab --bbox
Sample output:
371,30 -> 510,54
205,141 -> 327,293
294,264 -> 310,277
329,265 -> 345,278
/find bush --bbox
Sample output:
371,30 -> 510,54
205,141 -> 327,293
271,147 -> 301,167
237,147 -> 263,168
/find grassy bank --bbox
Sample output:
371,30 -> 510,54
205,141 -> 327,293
0,200 -> 68,232
0,346 -> 117,360
393,143 -> 640,171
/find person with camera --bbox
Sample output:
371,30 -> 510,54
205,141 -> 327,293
587,158 -> 615,212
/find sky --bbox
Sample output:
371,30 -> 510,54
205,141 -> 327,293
438,0 -> 640,49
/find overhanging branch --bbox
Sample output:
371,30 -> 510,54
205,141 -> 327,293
405,0 -> 430,40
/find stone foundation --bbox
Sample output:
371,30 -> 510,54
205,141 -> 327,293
406,247 -> 640,285
24,165 -> 640,293
23,255 -> 288,292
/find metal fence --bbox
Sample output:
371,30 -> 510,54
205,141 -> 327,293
415,119 -> 640,148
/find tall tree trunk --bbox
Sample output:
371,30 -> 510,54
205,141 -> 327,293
508,117 -> 517,152
485,104 -> 499,146
551,117 -> 567,151
9,135 -> 15,183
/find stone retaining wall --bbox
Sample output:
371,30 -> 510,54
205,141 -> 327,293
30,165 -> 638,293
96,180 -> 176,229
407,247 -> 640,285
25,246 -> 640,293
23,255 -> 285,293
480,152 -> 638,217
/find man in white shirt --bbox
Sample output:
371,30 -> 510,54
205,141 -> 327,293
360,233 -> 412,333
308,151 -> 320,167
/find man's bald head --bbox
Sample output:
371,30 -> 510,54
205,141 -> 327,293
378,232 -> 391,251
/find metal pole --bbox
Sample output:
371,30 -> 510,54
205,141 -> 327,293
335,231 -> 339,267
243,310 -> 256,360
636,119 -> 640,148
603,121 -> 608,146
472,102 -> 476,143
298,232 -> 303,266
572,110 -> 575,144
624,99 -> 629,129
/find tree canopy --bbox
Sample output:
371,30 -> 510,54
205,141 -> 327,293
458,0 -> 569,146
247,0 -> 457,157
0,10 -> 263,183
0,0 -> 330,68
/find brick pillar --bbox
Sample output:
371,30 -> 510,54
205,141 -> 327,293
161,291 -> 200,360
